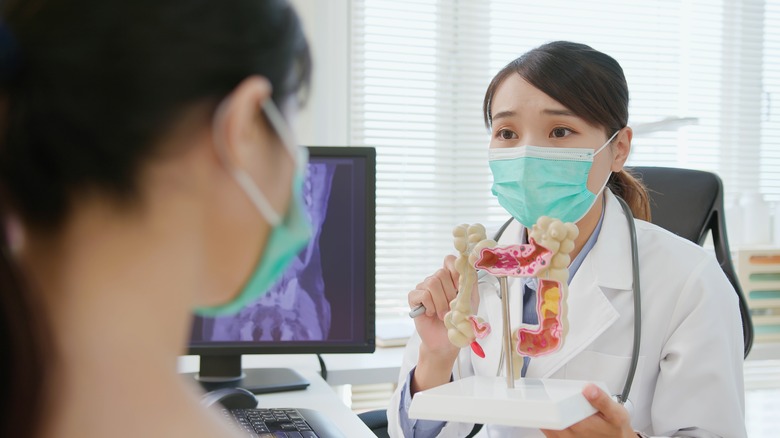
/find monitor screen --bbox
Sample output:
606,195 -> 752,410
186,146 -> 376,393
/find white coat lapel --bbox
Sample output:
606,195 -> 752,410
526,191 -> 633,378
527,261 -> 618,378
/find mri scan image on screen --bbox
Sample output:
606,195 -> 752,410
188,147 -> 375,354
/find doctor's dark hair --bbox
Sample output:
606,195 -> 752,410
483,41 -> 651,222
0,1 -> 311,437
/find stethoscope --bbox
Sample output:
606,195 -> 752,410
490,196 -> 641,415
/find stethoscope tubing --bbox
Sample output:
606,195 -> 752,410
615,195 -> 641,407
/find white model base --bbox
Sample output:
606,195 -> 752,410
408,376 -> 608,430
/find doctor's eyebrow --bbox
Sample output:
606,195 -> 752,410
492,108 -> 577,121
491,110 -> 516,121
542,108 -> 577,117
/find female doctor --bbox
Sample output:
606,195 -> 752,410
389,41 -> 746,437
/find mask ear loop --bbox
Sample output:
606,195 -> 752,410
593,130 -> 621,156
590,129 -> 622,197
262,99 -> 309,182
211,97 -> 298,227
261,100 -> 307,162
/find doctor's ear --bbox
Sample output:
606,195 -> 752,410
610,127 -> 632,173
212,76 -> 277,170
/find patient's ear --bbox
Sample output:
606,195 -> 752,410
610,127 -> 632,172
212,76 -> 275,172
210,75 -> 293,219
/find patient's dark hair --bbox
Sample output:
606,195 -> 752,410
483,41 -> 651,221
0,1 -> 311,436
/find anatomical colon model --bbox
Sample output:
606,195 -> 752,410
443,217 -> 578,377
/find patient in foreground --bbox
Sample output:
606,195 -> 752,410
0,0 -> 312,437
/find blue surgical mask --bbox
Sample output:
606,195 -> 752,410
195,100 -> 312,317
488,131 -> 618,228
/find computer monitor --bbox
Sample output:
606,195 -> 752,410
186,146 -> 376,394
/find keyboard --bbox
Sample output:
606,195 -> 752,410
222,407 -> 346,438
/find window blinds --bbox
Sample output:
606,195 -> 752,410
763,1 -> 780,201
351,0 -> 779,319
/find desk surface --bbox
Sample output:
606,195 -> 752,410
179,346 -> 406,387
244,370 -> 374,437
179,349 -> 404,437
178,341 -> 780,436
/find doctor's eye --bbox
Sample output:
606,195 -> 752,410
550,127 -> 573,138
496,128 -> 517,140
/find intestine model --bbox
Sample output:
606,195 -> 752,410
443,217 -> 578,369
442,224 -> 496,358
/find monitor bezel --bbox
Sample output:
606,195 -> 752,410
187,146 -> 376,356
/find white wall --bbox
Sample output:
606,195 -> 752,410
289,0 -> 351,147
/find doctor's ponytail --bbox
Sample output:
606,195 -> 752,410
608,170 -> 651,222
483,41 -> 652,221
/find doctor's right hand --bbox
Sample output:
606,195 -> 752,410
408,255 -> 462,395
408,255 -> 461,361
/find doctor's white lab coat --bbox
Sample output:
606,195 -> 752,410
388,190 -> 746,437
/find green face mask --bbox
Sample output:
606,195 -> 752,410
195,100 -> 312,317
488,131 -> 618,228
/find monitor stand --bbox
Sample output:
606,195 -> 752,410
184,354 -> 310,394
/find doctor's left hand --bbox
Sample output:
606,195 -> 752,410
541,384 -> 636,438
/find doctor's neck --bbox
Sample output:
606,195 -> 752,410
571,194 -> 606,261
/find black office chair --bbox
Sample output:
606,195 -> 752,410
357,408 -> 480,438
359,167 -> 754,436
628,166 -> 753,357
358,409 -> 390,438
